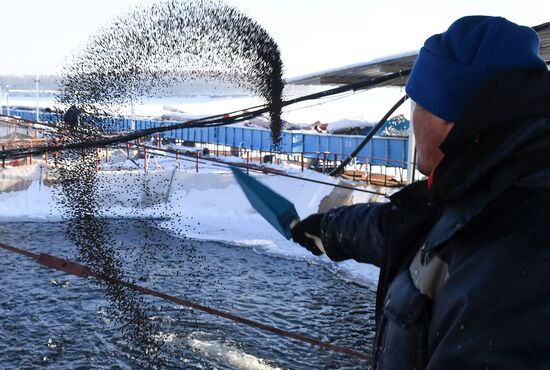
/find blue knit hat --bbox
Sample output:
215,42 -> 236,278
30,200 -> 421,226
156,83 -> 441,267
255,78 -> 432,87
406,16 -> 548,122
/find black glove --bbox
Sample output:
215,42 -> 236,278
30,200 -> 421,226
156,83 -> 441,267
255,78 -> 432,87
291,213 -> 325,256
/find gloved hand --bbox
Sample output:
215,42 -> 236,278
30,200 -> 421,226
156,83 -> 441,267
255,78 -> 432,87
290,213 -> 326,256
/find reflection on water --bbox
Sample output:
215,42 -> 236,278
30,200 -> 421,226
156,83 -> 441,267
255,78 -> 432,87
0,220 -> 376,369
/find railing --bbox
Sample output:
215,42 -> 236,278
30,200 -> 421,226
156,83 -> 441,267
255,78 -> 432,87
2,107 -> 410,169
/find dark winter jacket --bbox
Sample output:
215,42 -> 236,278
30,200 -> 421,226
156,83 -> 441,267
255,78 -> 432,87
319,69 -> 550,369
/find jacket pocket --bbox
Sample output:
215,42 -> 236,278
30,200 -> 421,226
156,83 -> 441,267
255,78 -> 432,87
377,270 -> 431,370
384,270 -> 430,327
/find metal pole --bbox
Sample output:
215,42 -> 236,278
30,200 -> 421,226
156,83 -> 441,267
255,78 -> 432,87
130,80 -> 136,131
195,150 -> 199,173
6,86 -> 10,116
301,152 -> 304,172
35,75 -> 40,122
54,139 -> 58,167
95,148 -> 99,172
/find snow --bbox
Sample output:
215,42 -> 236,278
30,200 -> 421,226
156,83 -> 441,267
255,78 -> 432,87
0,156 -> 386,288
326,118 -> 373,133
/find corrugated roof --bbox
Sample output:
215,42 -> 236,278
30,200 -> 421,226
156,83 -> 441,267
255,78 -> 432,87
288,21 -> 550,87
534,22 -> 550,62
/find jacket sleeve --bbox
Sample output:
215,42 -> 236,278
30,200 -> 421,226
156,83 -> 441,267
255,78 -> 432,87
319,202 -> 390,266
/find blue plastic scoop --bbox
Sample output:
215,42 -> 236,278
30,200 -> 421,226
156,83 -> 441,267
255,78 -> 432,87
230,166 -> 299,239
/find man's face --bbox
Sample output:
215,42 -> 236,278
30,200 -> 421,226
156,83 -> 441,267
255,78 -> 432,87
411,102 -> 454,175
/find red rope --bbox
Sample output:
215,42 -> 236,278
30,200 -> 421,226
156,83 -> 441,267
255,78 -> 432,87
0,242 -> 372,362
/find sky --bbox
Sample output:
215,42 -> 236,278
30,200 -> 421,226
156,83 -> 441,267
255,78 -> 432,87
0,0 -> 549,78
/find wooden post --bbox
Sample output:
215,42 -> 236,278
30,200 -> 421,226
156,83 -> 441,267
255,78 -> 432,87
368,162 -> 372,184
29,140 -> 33,165
175,149 -> 179,169
144,147 -> 148,172
126,142 -> 130,159
301,152 -> 304,172
334,153 -> 338,173
2,145 -> 5,168
45,144 -> 49,165
105,145 -> 109,163
157,133 -> 161,149
323,152 -> 328,173
246,151 -> 250,175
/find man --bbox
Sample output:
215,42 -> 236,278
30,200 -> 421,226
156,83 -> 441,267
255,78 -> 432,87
291,16 -> 550,369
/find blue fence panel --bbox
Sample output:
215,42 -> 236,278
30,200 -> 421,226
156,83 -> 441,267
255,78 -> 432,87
192,128 -> 199,142
196,127 -> 204,143
243,128 -> 252,148
328,136 -> 343,160
261,130 -> 271,151
185,128 -> 193,142
198,128 -> 205,142
225,127 -> 235,147
388,138 -> 407,168
303,134 -> 319,157
217,127 -> 226,145
235,128 -> 245,147
126,119 -> 133,131
355,140 -> 372,164
207,127 -> 216,144
279,132 -> 292,153
371,138 -> 389,166
251,129 -> 262,150
318,136 -> 330,154
342,137 -> 359,157
291,133 -> 304,153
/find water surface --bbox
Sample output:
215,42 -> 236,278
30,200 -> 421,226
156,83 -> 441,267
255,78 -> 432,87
0,220 -> 376,369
